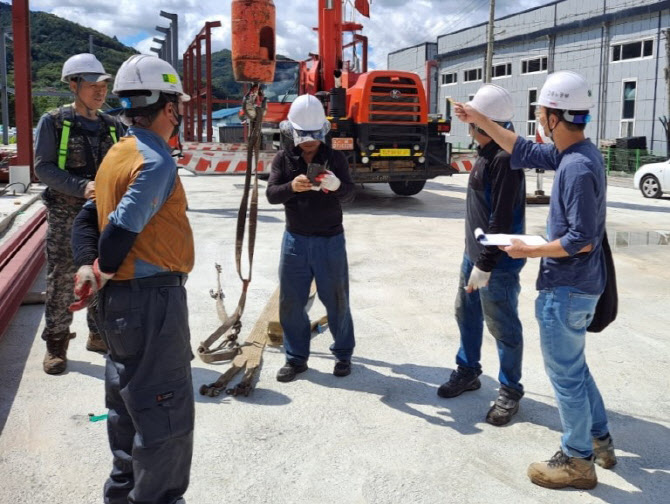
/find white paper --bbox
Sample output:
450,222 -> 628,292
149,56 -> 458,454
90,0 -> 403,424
474,227 -> 547,247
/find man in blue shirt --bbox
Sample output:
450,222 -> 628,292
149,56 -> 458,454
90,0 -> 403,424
454,71 -> 615,490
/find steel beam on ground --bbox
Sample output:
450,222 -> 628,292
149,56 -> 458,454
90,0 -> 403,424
0,208 -> 47,339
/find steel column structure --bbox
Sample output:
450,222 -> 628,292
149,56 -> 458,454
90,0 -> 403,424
12,0 -> 33,174
183,21 -> 221,142
160,11 -> 179,68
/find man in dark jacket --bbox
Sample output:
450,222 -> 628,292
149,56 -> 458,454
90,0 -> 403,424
34,53 -> 123,374
437,85 -> 526,427
266,94 -> 355,382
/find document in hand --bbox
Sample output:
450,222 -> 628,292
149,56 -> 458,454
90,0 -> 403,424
474,227 -> 547,247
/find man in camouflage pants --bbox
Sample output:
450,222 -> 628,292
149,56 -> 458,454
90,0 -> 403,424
34,53 -> 123,374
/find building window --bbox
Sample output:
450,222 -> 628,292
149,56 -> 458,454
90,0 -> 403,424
521,56 -> 548,74
441,72 -> 457,85
463,68 -> 483,82
612,39 -> 654,62
620,80 -> 636,137
527,88 -> 537,138
492,62 -> 512,79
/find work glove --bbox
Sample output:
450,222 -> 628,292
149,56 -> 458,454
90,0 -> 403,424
69,259 -> 114,312
465,266 -> 491,293
315,170 -> 341,193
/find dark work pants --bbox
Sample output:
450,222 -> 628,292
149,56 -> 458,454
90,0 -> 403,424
98,277 -> 194,504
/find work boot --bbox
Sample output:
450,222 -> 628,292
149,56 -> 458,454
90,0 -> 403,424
333,360 -> 351,377
86,332 -> 108,354
527,450 -> 597,490
593,434 -> 617,469
43,333 -> 73,375
276,362 -> 308,382
486,385 -> 523,426
437,366 -> 481,398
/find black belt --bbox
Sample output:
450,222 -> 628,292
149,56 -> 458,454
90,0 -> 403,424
108,273 -> 188,289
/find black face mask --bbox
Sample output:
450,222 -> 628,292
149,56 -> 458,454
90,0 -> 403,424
170,104 -> 182,139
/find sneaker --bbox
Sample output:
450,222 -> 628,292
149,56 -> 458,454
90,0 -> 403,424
86,332 -> 108,353
276,362 -> 308,382
43,333 -> 73,375
333,360 -> 351,377
486,385 -> 522,426
437,366 -> 481,398
527,450 -> 597,490
593,434 -> 617,469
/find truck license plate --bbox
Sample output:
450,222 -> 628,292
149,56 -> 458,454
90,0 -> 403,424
332,137 -> 354,150
380,148 -> 410,157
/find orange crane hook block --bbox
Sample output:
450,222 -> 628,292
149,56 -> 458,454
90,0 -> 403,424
231,0 -> 276,83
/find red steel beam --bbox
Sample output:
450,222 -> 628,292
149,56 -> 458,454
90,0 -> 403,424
205,25 -> 213,142
0,208 -> 46,267
12,0 -> 34,176
0,208 -> 47,339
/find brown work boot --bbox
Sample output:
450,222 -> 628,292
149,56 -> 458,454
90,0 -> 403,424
528,450 -> 597,490
593,434 -> 617,469
43,334 -> 73,375
86,332 -> 108,354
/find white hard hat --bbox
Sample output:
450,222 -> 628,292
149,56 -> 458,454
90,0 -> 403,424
466,84 -> 514,123
61,53 -> 112,83
287,94 -> 327,131
535,70 -> 593,110
113,55 -> 190,107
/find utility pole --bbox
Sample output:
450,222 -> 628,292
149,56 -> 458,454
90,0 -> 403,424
485,0 -> 495,83
1,28 -> 11,145
89,34 -> 94,54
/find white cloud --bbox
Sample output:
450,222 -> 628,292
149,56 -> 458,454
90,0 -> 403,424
30,0 -> 551,68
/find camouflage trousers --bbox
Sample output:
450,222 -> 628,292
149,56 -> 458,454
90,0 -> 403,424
41,189 -> 99,341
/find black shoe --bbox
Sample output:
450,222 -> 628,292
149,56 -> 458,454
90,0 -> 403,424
333,360 -> 351,377
437,366 -> 481,398
276,362 -> 308,382
486,385 -> 523,426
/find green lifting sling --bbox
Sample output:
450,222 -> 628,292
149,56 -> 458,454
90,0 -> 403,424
57,110 -> 118,170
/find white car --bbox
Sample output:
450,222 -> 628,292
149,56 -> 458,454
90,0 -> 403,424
633,159 -> 670,198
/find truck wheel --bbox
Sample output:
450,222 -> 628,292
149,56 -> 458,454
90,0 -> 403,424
389,180 -> 426,196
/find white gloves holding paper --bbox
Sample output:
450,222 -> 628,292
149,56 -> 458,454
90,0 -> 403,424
466,266 -> 491,293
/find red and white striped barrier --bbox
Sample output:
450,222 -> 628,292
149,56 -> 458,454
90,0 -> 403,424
450,153 -> 475,173
178,147 -> 277,175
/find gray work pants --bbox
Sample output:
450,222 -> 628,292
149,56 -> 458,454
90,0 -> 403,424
98,275 -> 194,504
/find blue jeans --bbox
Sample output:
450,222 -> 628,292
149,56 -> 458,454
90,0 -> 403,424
279,231 -> 355,365
454,255 -> 524,393
536,287 -> 610,458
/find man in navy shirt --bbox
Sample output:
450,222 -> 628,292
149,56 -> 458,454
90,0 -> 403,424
437,84 -> 527,428
454,71 -> 615,490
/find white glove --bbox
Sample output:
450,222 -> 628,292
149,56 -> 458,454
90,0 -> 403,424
316,170 -> 341,193
69,259 -> 114,312
465,266 -> 491,293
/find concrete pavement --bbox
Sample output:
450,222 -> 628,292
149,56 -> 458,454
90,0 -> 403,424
1,171 -> 668,503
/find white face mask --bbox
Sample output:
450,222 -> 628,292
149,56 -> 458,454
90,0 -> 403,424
537,118 -> 554,145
